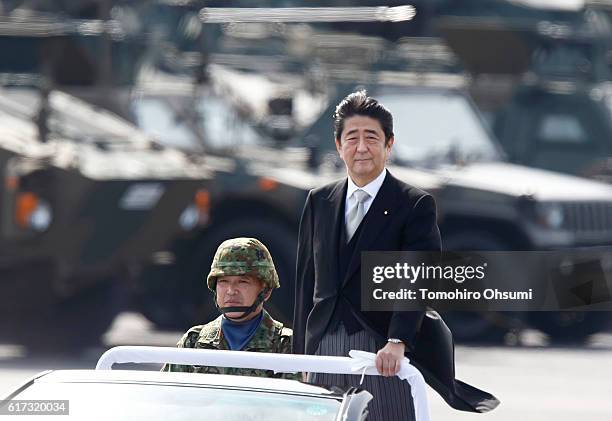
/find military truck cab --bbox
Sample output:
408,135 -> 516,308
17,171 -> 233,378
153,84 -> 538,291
493,83 -> 612,183
435,2 -> 612,183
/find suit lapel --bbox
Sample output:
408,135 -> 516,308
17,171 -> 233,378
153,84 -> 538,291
324,178 -> 347,286
342,172 -> 398,288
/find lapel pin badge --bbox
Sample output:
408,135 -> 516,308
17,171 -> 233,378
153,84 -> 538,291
384,210 -> 389,215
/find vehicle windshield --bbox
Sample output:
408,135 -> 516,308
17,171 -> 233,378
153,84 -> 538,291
13,382 -> 342,421
132,95 -> 264,151
377,91 -> 501,165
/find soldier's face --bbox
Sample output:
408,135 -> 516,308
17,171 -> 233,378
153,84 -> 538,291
336,115 -> 393,187
216,275 -> 268,321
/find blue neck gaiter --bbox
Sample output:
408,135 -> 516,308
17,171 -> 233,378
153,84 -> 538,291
221,310 -> 264,351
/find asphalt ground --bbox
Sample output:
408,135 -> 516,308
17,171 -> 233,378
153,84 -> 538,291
1,312 -> 611,420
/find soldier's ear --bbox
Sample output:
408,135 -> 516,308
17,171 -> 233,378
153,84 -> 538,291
264,289 -> 272,302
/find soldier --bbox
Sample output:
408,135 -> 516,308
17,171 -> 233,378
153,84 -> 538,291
162,237 -> 296,378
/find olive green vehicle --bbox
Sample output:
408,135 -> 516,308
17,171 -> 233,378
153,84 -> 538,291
0,6 -> 216,350
434,0 -> 612,182
0,87 -> 214,350
493,83 -> 612,183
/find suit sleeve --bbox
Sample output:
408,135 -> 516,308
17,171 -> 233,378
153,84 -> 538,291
292,190 -> 315,354
388,193 -> 441,350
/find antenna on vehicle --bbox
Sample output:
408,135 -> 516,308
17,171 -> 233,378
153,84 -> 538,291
198,6 -> 416,24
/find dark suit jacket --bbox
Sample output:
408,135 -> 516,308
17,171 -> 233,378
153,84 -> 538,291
293,171 -> 500,413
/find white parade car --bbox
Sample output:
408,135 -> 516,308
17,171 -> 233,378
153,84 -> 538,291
0,346 -> 429,421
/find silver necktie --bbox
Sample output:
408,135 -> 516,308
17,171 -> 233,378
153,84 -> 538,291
346,189 -> 370,242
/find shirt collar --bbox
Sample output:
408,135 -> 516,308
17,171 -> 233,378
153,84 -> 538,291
347,168 -> 387,200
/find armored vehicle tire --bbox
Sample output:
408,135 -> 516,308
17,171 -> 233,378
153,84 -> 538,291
139,218 -> 297,330
442,231 -> 516,343
18,279 -> 126,354
528,312 -> 612,343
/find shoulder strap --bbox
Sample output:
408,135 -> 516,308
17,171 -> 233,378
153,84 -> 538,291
270,320 -> 286,353
275,323 -> 294,354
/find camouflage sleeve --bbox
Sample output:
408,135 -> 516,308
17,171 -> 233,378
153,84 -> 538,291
278,327 -> 301,380
160,327 -> 201,373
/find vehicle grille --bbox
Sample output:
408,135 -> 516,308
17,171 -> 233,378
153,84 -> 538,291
561,202 -> 612,237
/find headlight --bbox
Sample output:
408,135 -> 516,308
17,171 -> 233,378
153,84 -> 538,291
179,189 -> 210,231
15,192 -> 53,232
179,204 -> 199,230
536,202 -> 565,229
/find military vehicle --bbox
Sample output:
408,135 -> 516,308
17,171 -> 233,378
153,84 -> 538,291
0,5 -> 218,350
0,86 -> 215,350
492,83 -> 612,183
129,5 -> 612,342
433,0 -> 612,183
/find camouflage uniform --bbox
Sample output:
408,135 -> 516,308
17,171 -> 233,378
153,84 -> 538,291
162,237 -> 298,380
162,310 -> 296,378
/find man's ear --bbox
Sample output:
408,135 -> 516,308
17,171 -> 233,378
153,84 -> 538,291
335,137 -> 342,154
386,135 -> 395,150
264,289 -> 272,302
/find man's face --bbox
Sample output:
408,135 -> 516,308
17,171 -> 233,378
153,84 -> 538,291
336,115 -> 394,187
216,275 -> 268,321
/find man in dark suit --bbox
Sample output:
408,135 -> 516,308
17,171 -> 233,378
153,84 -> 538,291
293,91 -> 498,420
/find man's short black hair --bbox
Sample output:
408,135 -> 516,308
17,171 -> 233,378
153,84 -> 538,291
333,90 -> 394,145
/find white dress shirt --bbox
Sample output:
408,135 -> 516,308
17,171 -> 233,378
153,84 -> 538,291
344,168 -> 387,225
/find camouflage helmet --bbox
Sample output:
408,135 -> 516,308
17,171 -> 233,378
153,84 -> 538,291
207,237 -> 280,291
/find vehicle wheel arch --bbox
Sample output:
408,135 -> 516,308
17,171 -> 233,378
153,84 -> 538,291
437,216 -> 531,343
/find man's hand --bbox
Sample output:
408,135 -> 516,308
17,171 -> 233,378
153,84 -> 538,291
375,341 -> 406,377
